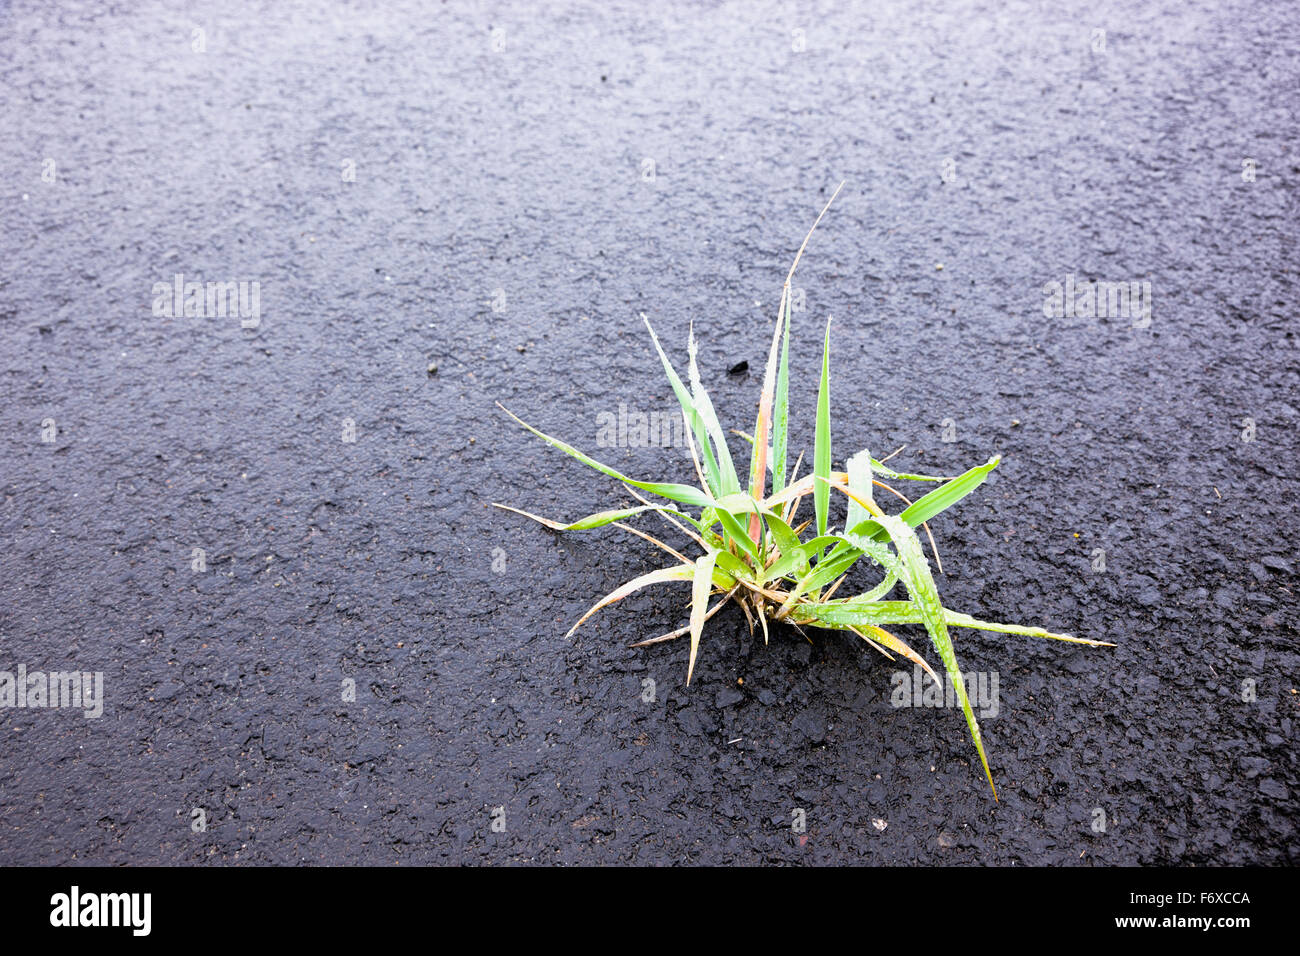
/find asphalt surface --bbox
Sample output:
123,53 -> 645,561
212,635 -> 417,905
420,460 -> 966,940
1,0 -> 1296,864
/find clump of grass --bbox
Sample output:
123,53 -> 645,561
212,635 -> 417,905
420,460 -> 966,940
495,183 -> 1112,798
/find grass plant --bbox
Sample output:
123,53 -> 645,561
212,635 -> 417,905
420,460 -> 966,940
495,184 -> 1111,797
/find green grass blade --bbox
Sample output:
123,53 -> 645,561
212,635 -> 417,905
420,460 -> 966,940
794,599 -> 1100,649
694,509 -> 726,550
498,403 -> 713,508
881,514 -> 997,799
945,611 -> 1114,647
762,534 -> 842,583
898,456 -> 1000,527
710,491 -> 764,513
800,541 -> 867,593
762,510 -> 801,560
835,455 -> 1000,544
850,568 -> 899,603
789,600 -> 922,628
713,507 -> 761,564
814,315 -> 832,538
871,461 -> 959,482
834,530 -> 905,577
687,551 -> 719,685
712,548 -> 753,583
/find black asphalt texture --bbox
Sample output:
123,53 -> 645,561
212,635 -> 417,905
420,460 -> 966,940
1,0 -> 1297,865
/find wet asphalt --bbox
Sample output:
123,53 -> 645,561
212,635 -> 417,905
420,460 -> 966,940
1,0 -> 1297,863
